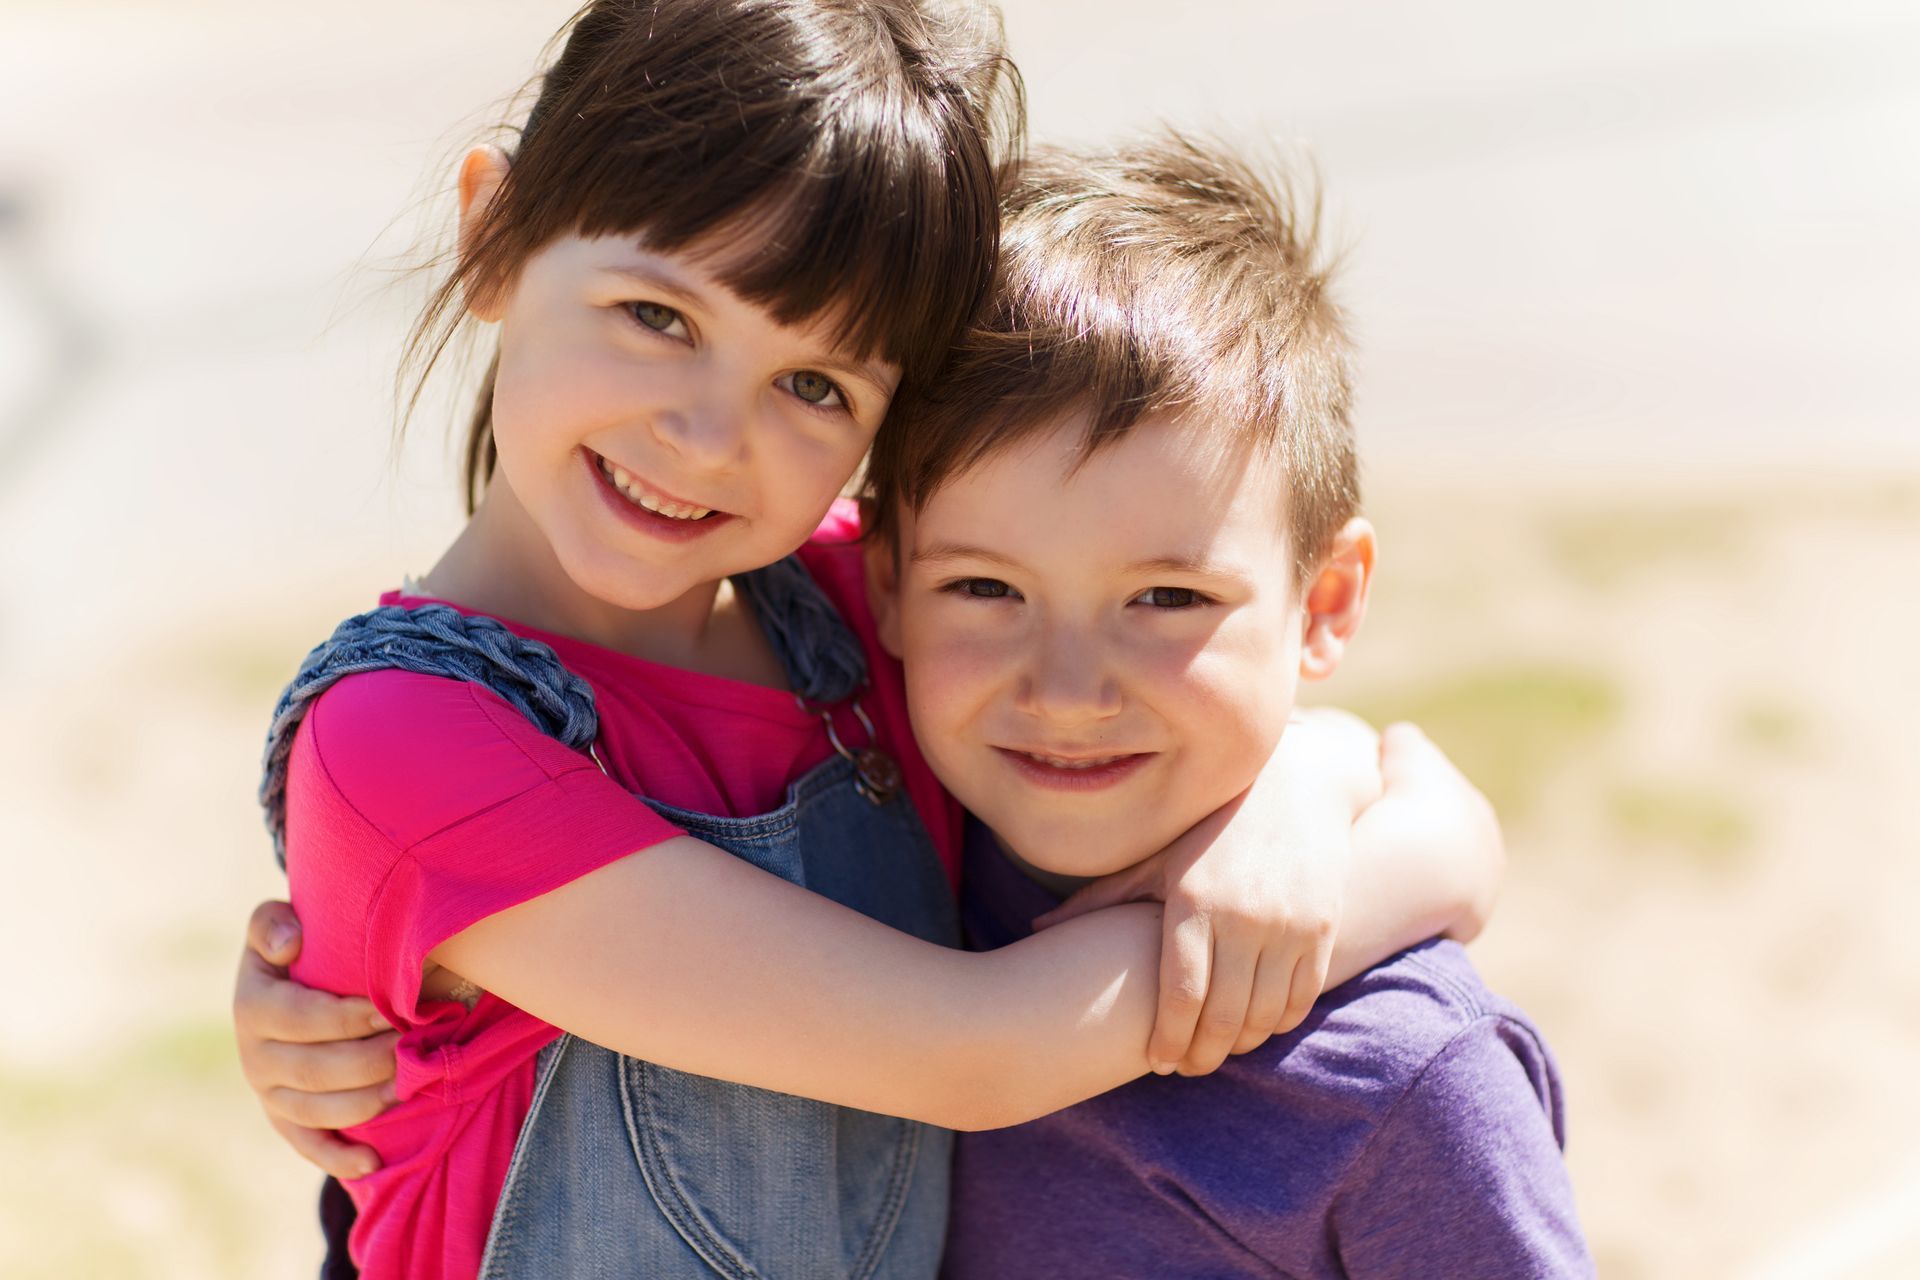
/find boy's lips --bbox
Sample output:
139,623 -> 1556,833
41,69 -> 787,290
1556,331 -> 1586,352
584,450 -> 734,541
994,746 -> 1154,792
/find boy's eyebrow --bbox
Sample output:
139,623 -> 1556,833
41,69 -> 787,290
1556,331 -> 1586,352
911,542 -> 1025,571
1123,555 -> 1236,578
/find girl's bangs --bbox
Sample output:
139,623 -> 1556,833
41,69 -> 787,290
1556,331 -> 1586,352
563,114 -> 994,387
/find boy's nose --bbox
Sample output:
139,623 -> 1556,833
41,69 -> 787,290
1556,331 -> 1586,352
1016,629 -> 1121,726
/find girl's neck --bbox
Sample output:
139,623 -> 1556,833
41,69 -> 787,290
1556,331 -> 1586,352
417,479 -> 783,686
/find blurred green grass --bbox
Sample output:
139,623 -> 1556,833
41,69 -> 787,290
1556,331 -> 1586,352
1607,780 -> 1754,871
1347,664 -> 1623,823
0,1023 -> 312,1279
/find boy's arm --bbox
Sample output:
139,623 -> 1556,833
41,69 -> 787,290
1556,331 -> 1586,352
1038,713 -> 1504,1076
1328,1018 -> 1594,1277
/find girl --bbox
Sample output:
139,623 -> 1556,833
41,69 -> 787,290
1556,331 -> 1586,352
240,2 -> 1501,1277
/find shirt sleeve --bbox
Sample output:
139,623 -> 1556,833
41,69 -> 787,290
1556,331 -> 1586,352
291,669 -> 683,1029
1328,1017 -> 1596,1278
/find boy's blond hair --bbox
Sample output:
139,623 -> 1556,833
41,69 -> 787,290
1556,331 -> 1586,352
868,130 -> 1358,584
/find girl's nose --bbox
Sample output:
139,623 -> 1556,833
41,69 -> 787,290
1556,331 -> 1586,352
650,398 -> 748,469
1016,627 -> 1121,726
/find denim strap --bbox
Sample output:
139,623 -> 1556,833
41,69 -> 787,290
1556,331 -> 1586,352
257,603 -> 599,868
729,554 -> 868,708
258,557 -> 867,868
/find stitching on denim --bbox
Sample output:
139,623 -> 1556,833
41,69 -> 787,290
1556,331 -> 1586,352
848,1117 -> 921,1279
622,1056 -> 760,1280
478,1034 -> 573,1276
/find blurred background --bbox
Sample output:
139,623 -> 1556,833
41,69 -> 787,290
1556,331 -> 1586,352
1,1 -> 1915,1275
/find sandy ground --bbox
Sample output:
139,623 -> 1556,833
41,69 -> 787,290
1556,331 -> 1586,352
2,2 -> 1916,1276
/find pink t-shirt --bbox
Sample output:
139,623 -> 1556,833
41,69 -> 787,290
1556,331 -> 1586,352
283,502 -> 959,1280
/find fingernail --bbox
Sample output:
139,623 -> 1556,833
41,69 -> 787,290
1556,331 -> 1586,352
380,1081 -> 399,1105
368,1011 -> 394,1033
1149,1059 -> 1174,1076
267,924 -> 297,954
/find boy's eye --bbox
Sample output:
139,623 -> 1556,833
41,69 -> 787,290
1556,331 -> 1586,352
782,369 -> 846,410
1134,586 -> 1202,609
944,577 -> 1017,600
628,301 -> 689,339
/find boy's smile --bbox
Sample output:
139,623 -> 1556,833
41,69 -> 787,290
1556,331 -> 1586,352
873,408 -> 1320,878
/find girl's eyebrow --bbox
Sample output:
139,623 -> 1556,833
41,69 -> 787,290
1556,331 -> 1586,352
600,262 -> 892,389
807,353 -> 896,393
600,263 -> 704,307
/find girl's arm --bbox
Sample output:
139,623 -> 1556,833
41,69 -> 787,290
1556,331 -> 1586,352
234,714 -> 1500,1174
433,838 -> 1165,1131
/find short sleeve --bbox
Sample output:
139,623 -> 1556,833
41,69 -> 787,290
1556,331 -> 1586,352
289,669 -> 682,1027
1329,1018 -> 1595,1278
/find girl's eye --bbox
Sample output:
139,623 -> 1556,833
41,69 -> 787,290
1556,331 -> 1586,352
783,369 -> 846,409
944,577 -> 1017,601
1134,586 -> 1203,609
628,302 -> 689,339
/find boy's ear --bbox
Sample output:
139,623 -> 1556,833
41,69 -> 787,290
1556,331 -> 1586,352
863,527 -> 907,661
457,145 -> 512,323
1299,517 -> 1376,681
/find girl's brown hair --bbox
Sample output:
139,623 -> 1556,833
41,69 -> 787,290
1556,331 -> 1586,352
405,0 -> 1024,512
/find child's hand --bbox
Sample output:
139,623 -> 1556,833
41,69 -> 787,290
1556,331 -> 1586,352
1360,721 -> 1505,944
233,901 -> 399,1180
1035,709 -> 1381,1077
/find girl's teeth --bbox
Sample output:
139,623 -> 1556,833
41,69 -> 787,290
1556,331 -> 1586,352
598,457 -> 712,520
1027,752 -> 1126,770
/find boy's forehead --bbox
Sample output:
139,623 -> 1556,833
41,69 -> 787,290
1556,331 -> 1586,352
907,407 -> 1293,567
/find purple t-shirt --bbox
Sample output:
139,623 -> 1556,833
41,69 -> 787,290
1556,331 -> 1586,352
945,824 -> 1594,1279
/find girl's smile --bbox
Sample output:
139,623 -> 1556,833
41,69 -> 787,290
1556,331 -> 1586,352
585,448 -> 734,541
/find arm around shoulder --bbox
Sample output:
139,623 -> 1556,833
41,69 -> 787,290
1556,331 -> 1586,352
433,836 -> 1169,1131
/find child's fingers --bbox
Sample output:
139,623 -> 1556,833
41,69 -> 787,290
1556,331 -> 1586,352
268,1114 -> 383,1182
1177,940 -> 1257,1077
1230,949 -> 1298,1055
1146,909 -> 1212,1074
245,899 -> 304,968
1274,941 -> 1333,1038
255,1032 -> 399,1097
1377,721 -> 1449,790
238,963 -> 390,1043
263,1080 -> 398,1133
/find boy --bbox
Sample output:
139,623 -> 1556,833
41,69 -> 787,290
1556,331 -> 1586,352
863,134 -> 1593,1277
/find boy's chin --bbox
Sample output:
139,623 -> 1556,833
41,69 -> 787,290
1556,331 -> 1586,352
992,814 -> 1165,882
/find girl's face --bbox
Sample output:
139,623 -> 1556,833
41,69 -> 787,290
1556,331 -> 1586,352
480,228 -> 901,612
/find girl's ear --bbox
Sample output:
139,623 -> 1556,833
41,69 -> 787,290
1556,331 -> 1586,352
457,145 -> 512,322
863,526 -> 907,662
1299,517 -> 1377,681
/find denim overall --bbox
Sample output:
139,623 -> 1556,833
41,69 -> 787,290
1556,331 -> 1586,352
260,558 -> 959,1280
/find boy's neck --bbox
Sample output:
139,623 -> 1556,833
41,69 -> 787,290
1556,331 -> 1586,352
988,828 -> 1100,900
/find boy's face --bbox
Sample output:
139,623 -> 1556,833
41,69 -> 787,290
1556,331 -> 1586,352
873,410 -> 1313,878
